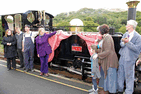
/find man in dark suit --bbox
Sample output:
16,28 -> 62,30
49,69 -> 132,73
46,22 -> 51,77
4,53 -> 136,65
15,27 -> 24,68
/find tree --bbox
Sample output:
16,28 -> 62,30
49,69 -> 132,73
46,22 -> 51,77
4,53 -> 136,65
136,26 -> 141,34
136,17 -> 141,27
53,8 -> 141,33
119,25 -> 126,34
83,17 -> 99,32
55,21 -> 70,31
0,20 -> 4,43
0,20 -> 4,32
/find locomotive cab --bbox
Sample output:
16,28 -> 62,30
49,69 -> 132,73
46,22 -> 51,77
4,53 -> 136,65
1,10 -> 54,35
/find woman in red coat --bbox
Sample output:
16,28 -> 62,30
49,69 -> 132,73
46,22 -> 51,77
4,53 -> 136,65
36,28 -> 57,76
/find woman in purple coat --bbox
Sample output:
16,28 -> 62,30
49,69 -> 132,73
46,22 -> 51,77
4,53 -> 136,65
36,28 -> 57,76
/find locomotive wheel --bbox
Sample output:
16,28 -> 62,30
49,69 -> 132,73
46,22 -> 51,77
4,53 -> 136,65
73,59 -> 82,69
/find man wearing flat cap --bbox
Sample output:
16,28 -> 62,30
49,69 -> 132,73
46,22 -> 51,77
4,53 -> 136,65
117,20 -> 141,94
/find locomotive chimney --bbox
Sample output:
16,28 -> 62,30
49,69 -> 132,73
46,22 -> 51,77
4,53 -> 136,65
126,0 -> 140,20
42,10 -> 45,28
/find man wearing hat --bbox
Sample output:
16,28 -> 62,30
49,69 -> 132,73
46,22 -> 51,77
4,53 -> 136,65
22,25 -> 38,72
118,20 -> 141,94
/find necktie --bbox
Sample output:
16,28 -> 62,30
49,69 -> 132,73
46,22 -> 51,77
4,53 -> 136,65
128,34 -> 130,38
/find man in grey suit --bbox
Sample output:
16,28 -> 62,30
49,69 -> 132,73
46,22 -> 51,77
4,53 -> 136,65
118,20 -> 141,94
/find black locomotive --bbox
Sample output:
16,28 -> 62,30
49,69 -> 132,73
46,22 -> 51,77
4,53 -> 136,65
1,10 -> 141,93
1,10 -> 54,32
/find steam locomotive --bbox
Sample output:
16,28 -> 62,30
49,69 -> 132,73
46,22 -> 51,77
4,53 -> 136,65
1,10 -> 141,93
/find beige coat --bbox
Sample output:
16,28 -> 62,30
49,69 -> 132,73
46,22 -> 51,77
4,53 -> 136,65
98,34 -> 118,78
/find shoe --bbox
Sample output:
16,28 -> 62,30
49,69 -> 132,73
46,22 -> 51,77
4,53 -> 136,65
19,66 -> 24,68
25,69 -> 29,72
31,69 -> 35,72
94,88 -> 98,94
88,85 -> 95,93
39,73 -> 44,76
45,73 -> 49,77
104,91 -> 109,94
88,88 -> 98,94
23,67 -> 26,70
7,68 -> 11,71
88,89 -> 94,93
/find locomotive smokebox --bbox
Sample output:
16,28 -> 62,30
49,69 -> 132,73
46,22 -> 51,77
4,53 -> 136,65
126,0 -> 140,20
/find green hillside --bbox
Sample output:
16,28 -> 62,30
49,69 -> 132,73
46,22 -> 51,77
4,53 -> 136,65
53,8 -> 141,34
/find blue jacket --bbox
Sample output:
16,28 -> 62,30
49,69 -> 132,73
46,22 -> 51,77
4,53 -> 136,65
119,31 -> 141,62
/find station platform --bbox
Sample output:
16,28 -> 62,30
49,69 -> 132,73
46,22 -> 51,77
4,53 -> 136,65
0,59 -> 91,94
0,55 -> 141,94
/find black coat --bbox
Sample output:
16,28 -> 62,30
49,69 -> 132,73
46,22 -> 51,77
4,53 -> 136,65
2,35 -> 17,58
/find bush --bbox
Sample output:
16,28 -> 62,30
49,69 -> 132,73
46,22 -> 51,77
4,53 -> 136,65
136,26 -> 141,34
119,25 -> 126,34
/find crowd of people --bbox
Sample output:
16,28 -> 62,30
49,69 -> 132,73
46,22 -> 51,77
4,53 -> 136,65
2,25 -> 59,77
1,19 -> 141,94
89,20 -> 141,94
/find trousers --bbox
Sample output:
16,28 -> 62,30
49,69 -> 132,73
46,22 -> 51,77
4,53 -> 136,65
118,56 -> 135,94
40,54 -> 49,73
17,49 -> 24,67
23,33 -> 34,70
24,48 -> 34,69
7,57 -> 16,69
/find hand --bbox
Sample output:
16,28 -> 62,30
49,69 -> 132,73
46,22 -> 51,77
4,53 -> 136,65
136,59 -> 141,66
122,38 -> 129,43
37,54 -> 40,57
22,48 -> 24,52
93,54 -> 98,60
95,39 -> 101,43
7,43 -> 10,45
56,30 -> 60,35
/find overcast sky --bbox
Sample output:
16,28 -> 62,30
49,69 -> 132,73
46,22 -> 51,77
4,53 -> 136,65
0,0 -> 141,16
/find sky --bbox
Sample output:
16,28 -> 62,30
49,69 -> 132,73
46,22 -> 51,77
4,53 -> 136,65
0,0 -> 141,16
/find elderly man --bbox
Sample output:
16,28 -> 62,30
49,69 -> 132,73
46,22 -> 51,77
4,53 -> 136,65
118,20 -> 141,94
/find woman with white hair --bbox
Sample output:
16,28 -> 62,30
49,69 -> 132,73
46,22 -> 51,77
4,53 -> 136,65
35,28 -> 57,76
117,20 -> 141,94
